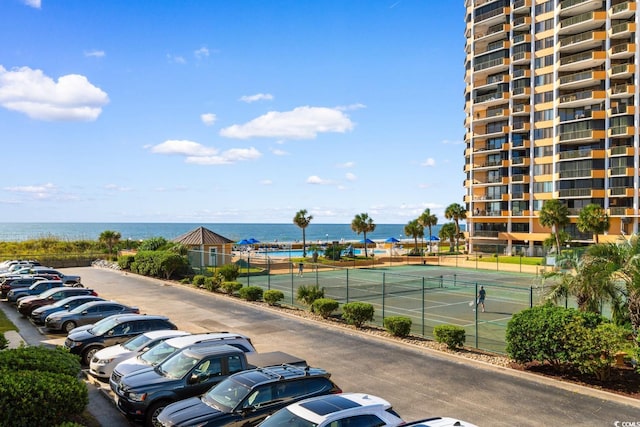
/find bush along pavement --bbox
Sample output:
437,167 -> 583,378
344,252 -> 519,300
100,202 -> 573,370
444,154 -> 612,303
311,298 -> 340,319
434,325 -> 466,350
341,302 -> 375,328
384,316 -> 412,338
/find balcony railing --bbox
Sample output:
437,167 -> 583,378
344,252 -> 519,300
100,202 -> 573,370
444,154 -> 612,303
610,145 -> 632,155
559,31 -> 595,47
474,230 -> 500,237
559,70 -> 594,85
559,129 -> 594,141
475,7 -> 507,23
475,57 -> 507,71
559,169 -> 593,178
560,11 -> 598,29
475,92 -> 504,103
612,2 -> 632,14
560,51 -> 597,66
558,188 -> 592,197
560,0 -> 592,9
612,22 -> 633,35
610,166 -> 629,176
610,187 -> 631,196
559,148 -> 591,159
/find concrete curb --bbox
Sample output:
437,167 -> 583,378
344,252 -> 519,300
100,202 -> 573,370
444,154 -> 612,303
4,330 -> 26,349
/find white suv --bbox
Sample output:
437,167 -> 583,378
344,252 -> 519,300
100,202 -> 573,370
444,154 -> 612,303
89,329 -> 189,379
109,332 -> 255,393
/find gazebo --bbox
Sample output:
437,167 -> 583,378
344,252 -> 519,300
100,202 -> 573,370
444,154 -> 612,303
172,226 -> 235,269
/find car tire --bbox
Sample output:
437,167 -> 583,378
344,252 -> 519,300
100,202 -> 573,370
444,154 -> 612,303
146,400 -> 171,427
62,320 -> 77,333
82,346 -> 102,365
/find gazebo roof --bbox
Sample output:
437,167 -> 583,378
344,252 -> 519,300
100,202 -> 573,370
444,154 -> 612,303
172,226 -> 235,246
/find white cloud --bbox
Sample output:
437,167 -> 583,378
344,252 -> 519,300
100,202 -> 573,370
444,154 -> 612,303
345,172 -> 357,181
4,183 -> 56,199
84,50 -> 105,58
421,158 -> 436,167
260,179 -> 273,185
201,113 -> 217,126
185,147 -> 262,165
442,139 -> 464,145
239,93 -> 274,103
270,148 -> 289,156
306,175 -> 332,185
22,0 -> 40,8
335,103 -> 366,111
149,140 -> 218,156
0,65 -> 109,121
166,54 -> 186,64
104,184 -> 131,192
194,47 -> 209,59
220,106 -> 354,140
336,161 -> 355,168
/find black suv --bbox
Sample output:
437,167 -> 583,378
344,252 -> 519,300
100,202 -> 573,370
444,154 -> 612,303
157,364 -> 341,427
64,314 -> 178,364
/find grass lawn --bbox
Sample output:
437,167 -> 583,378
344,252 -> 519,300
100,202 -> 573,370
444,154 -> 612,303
0,308 -> 17,334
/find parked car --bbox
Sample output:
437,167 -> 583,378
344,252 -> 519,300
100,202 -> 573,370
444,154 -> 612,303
0,267 -> 81,285
402,417 -> 479,427
46,300 -> 139,333
64,314 -> 178,364
6,280 -> 66,303
0,276 -> 53,299
30,295 -> 104,325
89,329 -> 190,380
17,287 -> 97,316
257,393 -> 404,427
157,364 -> 341,427
110,332 -> 256,393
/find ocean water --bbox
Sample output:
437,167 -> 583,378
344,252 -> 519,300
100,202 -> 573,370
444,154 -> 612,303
0,222 -> 447,243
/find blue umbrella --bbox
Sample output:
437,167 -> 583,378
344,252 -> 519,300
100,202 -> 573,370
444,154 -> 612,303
237,239 -> 251,245
429,236 -> 440,241
247,238 -> 260,244
360,238 -> 375,244
385,237 -> 400,243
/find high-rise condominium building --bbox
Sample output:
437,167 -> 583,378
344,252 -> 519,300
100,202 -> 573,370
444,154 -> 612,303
464,0 -> 638,256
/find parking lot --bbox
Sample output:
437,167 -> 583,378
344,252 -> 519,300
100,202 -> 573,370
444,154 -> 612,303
3,266 -> 640,426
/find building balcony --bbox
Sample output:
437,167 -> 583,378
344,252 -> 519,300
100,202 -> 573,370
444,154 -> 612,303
558,11 -> 606,36
473,91 -> 510,106
609,187 -> 635,198
558,70 -> 606,90
558,30 -> 606,53
511,138 -> 530,149
510,157 -> 530,166
511,86 -> 531,99
512,16 -> 531,31
511,210 -> 531,217
611,22 -> 636,39
473,74 -> 508,89
474,57 -> 510,74
609,63 -> 635,79
609,84 -> 635,99
558,90 -> 606,108
474,23 -> 510,43
474,40 -> 510,57
511,121 -> 530,131
511,68 -> 530,80
610,103 -> 635,116
558,188 -> 605,198
559,0 -> 604,18
473,141 -> 508,153
611,1 -> 637,20
608,146 -> 634,156
610,43 -> 636,59
558,50 -> 606,72
473,107 -> 509,122
609,166 -> 635,177
475,7 -> 510,25
511,33 -> 531,46
512,104 -> 530,116
474,125 -> 509,139
609,126 -> 635,138
511,51 -> 531,65
558,168 -> 605,179
513,0 -> 531,13
609,207 -> 635,216
511,174 -> 530,183
557,148 -> 605,161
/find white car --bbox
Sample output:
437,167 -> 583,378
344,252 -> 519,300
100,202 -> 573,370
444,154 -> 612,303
88,329 -> 189,379
403,417 -> 479,427
258,393 -> 404,427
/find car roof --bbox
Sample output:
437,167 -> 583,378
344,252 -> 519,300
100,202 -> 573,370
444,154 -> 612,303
287,393 -> 392,424
162,332 -> 249,349
108,313 -> 169,323
403,417 -> 479,427
178,343 -> 244,359
230,364 -> 329,388
141,329 -> 189,340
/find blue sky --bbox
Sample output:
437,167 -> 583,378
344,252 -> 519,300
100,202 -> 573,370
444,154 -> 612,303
0,0 -> 466,224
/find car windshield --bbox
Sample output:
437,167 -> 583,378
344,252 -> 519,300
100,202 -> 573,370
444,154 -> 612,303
69,302 -> 97,314
259,408 -> 317,427
36,288 -> 57,298
139,341 -> 179,365
88,315 -> 121,335
201,378 -> 251,412
122,333 -> 152,351
156,352 -> 198,379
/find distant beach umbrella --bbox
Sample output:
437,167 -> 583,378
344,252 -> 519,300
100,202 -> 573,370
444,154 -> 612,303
237,239 -> 251,245
360,238 -> 375,244
385,237 -> 400,243
429,236 -> 440,241
247,238 -> 260,244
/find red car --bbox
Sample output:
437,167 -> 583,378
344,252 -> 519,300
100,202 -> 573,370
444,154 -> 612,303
17,287 -> 97,316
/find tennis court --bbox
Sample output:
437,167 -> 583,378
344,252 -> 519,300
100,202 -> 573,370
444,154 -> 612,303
239,264 -> 540,354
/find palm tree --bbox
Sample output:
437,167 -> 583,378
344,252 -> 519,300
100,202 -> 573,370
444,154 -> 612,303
99,230 -> 121,258
577,203 -> 610,244
418,208 -> 438,253
444,203 -> 466,252
539,199 -> 569,255
351,213 -> 376,257
293,209 -> 313,257
439,222 -> 457,253
404,219 -> 424,255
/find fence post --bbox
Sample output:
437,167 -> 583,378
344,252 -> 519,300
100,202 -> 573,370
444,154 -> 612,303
346,269 -> 349,303
247,253 -> 250,287
529,286 -> 533,308
381,272 -> 385,321
475,282 -> 479,349
291,264 -> 295,305
453,273 -> 456,287
422,277 -> 425,337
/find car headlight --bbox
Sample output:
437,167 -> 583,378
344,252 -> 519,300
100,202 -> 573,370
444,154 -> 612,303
94,357 -> 114,364
66,340 -> 81,348
126,391 -> 147,402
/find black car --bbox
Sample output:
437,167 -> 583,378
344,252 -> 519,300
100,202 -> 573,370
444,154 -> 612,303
30,295 -> 104,325
6,280 -> 66,303
0,276 -> 52,299
156,364 -> 341,427
64,314 -> 178,364
17,287 -> 97,316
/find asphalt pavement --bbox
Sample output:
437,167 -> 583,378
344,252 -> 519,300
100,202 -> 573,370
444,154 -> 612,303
3,266 -> 640,427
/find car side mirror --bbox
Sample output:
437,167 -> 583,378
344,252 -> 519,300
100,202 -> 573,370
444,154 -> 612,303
81,310 -> 88,315
187,374 -> 199,385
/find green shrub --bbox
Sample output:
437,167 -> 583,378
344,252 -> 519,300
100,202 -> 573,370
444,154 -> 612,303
117,254 -> 135,270
239,286 -> 264,301
179,277 -> 191,285
311,298 -> 339,319
434,325 -> 466,350
192,275 -> 207,287
0,333 -> 7,351
264,290 -> 285,306
57,423 -> 84,427
0,346 -> 81,377
296,284 -> 325,307
383,316 -> 412,338
0,369 -> 88,427
341,302 -> 374,328
219,264 -> 240,281
220,281 -> 243,295
505,304 -> 604,367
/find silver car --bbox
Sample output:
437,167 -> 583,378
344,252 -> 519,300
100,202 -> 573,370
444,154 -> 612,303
44,300 -> 139,333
